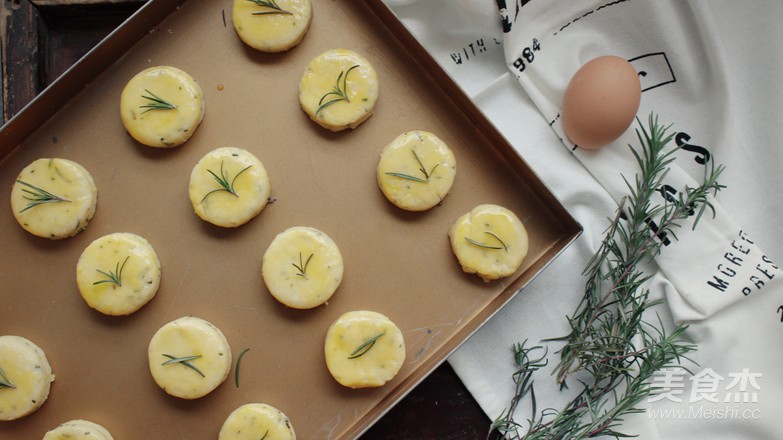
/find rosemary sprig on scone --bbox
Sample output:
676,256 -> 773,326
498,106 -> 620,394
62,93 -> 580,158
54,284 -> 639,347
385,149 -> 441,183
466,231 -> 507,251
15,179 -> 70,213
348,332 -> 385,359
0,366 -> 15,389
162,354 -> 205,378
488,113 -> 724,439
201,161 -> 253,202
292,252 -> 314,279
93,256 -> 129,287
139,89 -> 176,114
315,65 -> 359,116
247,0 -> 292,15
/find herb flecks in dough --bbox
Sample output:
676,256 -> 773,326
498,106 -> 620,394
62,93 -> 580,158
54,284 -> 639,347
161,354 -> 205,378
316,64 -> 360,116
348,332 -> 386,359
139,89 -> 177,114
292,252 -> 314,279
201,160 -> 253,202
0,366 -> 15,389
93,256 -> 129,287
385,148 -> 440,183
247,0 -> 292,15
15,179 -> 70,213
465,231 -> 507,251
234,348 -> 250,388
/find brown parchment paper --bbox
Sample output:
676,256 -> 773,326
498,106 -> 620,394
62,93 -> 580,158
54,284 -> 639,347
0,1 -> 580,438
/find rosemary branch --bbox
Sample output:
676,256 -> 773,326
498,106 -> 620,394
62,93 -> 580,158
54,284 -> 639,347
488,113 -> 724,439
139,89 -> 176,114
315,65 -> 359,116
162,354 -> 205,377
93,256 -> 129,287
247,0 -> 292,15
201,161 -> 253,202
0,366 -> 15,389
348,332 -> 385,359
15,179 -> 70,213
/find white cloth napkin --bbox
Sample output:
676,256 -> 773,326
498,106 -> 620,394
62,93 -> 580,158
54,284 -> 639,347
384,0 -> 783,437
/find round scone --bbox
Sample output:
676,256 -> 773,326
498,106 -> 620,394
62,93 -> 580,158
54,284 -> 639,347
120,66 -> 205,148
299,49 -> 379,131
324,310 -> 405,389
189,147 -> 271,228
10,158 -> 97,240
147,316 -> 231,399
43,419 -> 114,440
0,335 -> 55,421
262,226 -> 343,309
76,232 -> 161,316
448,204 -> 529,282
219,403 -> 296,440
377,131 -> 457,211
232,0 -> 312,52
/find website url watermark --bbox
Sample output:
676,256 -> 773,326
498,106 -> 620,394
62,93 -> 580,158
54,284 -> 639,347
648,405 -> 761,420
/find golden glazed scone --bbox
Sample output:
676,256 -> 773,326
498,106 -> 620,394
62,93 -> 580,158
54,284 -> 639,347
120,66 -> 205,148
147,316 -> 232,400
377,131 -> 457,211
324,311 -> 405,389
76,232 -> 161,316
0,335 -> 55,421
189,147 -> 271,228
43,419 -> 114,440
219,403 -> 296,440
262,226 -> 344,309
448,204 -> 529,282
10,158 -> 97,239
233,0 -> 312,52
299,49 -> 379,131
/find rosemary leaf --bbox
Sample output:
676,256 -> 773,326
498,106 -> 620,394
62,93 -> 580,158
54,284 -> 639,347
162,354 -> 205,378
15,179 -> 70,213
234,348 -> 250,388
292,252 -> 314,279
385,149 -> 440,183
316,65 -> 359,116
0,366 -> 15,389
201,161 -> 253,202
247,0 -> 292,15
139,89 -> 176,114
348,332 -> 385,359
465,231 -> 507,251
93,256 -> 129,287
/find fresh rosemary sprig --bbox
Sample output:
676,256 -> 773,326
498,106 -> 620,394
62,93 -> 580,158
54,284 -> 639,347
201,161 -> 253,202
466,231 -> 507,251
488,113 -> 724,439
15,179 -> 70,213
162,354 -> 205,378
139,89 -> 176,114
292,252 -> 314,279
0,366 -> 15,389
315,65 -> 359,116
247,0 -> 292,15
93,256 -> 129,287
234,348 -> 250,388
348,332 -> 385,359
385,149 -> 441,183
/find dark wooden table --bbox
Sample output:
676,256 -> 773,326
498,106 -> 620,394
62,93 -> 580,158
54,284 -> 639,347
0,1 -> 493,438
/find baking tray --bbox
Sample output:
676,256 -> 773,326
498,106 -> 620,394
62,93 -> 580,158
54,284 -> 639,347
0,0 -> 580,438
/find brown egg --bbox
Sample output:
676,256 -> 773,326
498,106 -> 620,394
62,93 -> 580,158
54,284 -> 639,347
561,55 -> 641,150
